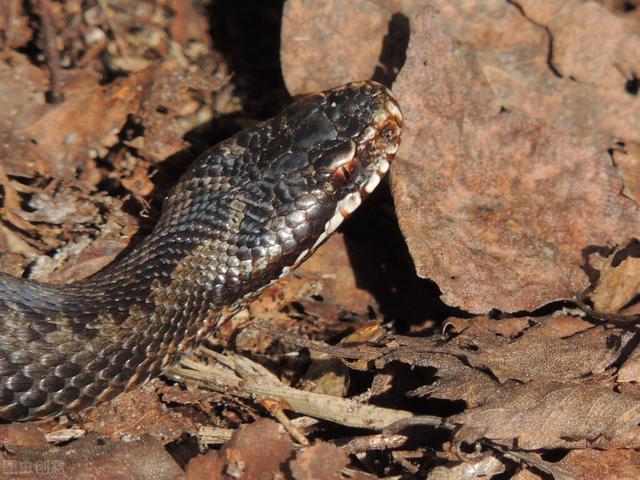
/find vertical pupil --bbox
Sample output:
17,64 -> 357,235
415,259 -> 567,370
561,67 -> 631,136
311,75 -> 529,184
341,165 -> 351,180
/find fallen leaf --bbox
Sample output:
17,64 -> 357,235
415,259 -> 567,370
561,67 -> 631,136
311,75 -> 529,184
451,382 -> 640,450
557,448 -> 640,480
391,8 -> 640,313
185,419 -> 293,480
290,442 -> 349,480
468,325 -> 626,382
0,433 -> 184,480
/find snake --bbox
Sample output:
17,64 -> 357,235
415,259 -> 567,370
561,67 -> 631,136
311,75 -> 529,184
0,81 -> 402,421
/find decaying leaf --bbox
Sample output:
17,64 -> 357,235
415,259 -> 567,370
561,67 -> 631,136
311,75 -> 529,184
557,448 -> 640,480
185,419 -> 293,480
0,434 -> 184,480
467,324 -> 626,382
451,382 -> 640,450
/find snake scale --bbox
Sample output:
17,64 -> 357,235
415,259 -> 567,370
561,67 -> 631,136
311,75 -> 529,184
0,81 -> 402,421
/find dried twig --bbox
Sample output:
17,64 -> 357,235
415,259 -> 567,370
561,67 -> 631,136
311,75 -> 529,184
259,398 -> 309,446
165,346 -> 414,430
197,426 -> 234,446
340,433 -> 408,455
32,0 -> 64,103
252,318 -> 383,360
45,428 -> 86,444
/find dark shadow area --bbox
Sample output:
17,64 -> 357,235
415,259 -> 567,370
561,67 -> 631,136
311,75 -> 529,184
341,181 -> 470,332
165,433 -> 201,469
207,0 -> 290,117
372,13 -> 410,87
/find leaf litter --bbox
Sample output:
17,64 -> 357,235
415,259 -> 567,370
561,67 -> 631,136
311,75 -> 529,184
1,0 -> 640,479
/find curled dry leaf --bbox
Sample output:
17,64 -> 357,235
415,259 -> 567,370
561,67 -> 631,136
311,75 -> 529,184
406,353 -> 500,408
391,7 -> 640,313
589,239 -> 640,313
450,382 -> 640,450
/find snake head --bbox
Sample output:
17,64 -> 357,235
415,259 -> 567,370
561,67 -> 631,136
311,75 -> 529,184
275,80 -> 403,267
174,81 -> 403,290
312,81 -> 402,222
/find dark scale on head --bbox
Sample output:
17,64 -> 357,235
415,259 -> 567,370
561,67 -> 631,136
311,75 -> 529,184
0,81 -> 402,420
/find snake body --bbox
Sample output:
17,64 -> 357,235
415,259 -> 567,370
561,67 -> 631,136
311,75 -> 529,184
0,81 -> 402,420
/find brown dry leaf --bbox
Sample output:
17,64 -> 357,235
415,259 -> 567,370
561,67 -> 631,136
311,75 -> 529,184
555,448 -> 640,480
0,434 -> 184,480
7,67 -> 152,180
78,380 -> 197,444
371,335 -> 501,407
0,424 -> 48,448
527,314 -> 593,338
281,0 -> 390,94
590,240 -> 640,313
412,0 -> 640,150
0,51 -> 49,179
618,340 -> 640,383
467,324 -> 626,382
290,442 -> 348,480
451,382 -> 640,450
184,419 -> 293,480
391,8 -> 640,313
406,353 -> 500,408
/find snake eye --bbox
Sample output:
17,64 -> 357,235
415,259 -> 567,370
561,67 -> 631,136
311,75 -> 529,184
330,159 -> 359,187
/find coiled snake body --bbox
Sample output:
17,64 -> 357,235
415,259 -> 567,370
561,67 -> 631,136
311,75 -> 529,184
0,81 -> 402,420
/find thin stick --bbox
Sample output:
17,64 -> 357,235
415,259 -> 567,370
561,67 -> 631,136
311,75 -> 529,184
33,0 -> 64,103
